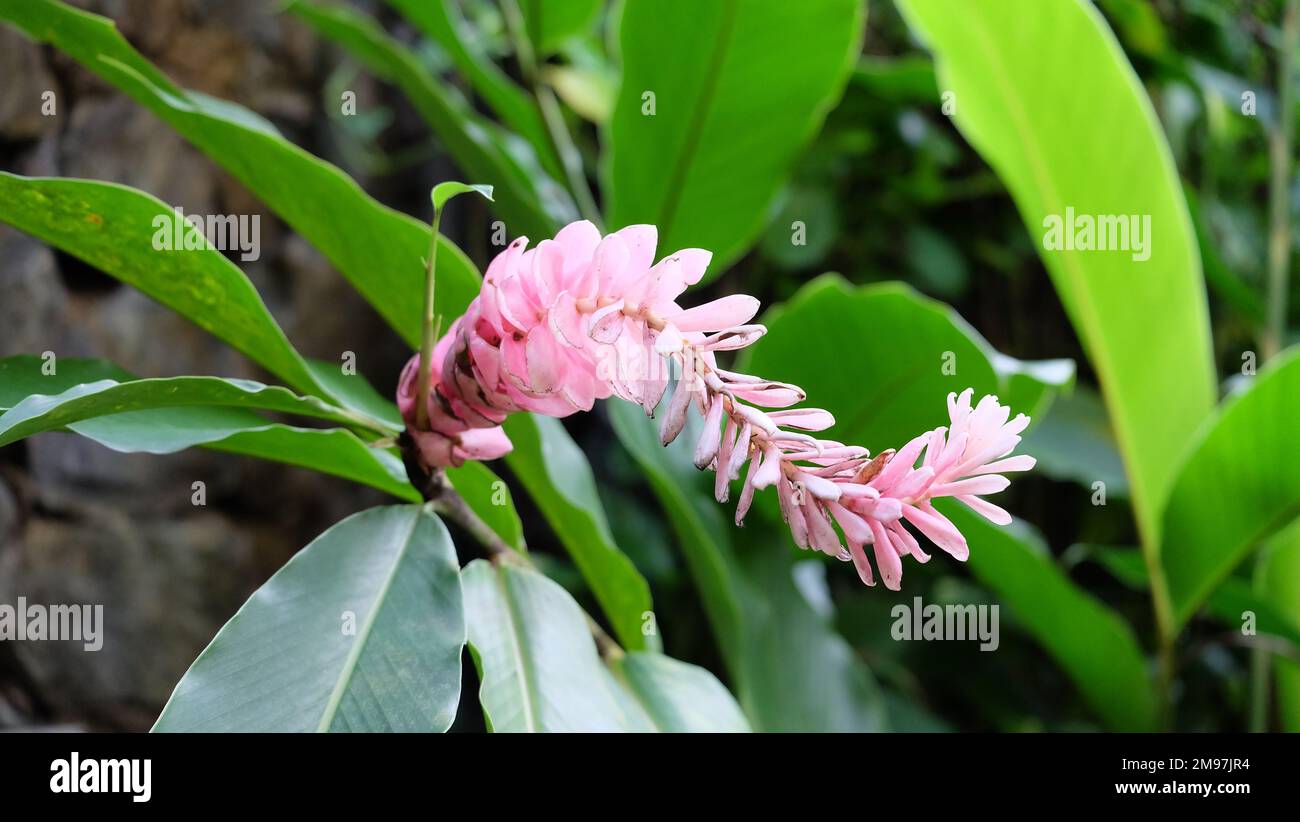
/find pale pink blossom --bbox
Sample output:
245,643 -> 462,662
399,221 -> 1036,588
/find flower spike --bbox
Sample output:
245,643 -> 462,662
398,221 -> 1036,589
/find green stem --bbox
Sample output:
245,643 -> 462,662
414,208 -> 443,431
500,0 -> 602,226
1249,0 -> 1298,732
1263,0 -> 1297,361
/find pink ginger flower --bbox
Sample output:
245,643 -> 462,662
398,221 -> 1036,588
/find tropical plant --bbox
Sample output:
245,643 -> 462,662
0,0 -> 1296,733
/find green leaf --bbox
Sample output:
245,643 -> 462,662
383,0 -> 567,182
520,0 -> 602,54
738,276 -> 1071,454
944,504 -> 1157,730
0,0 -> 480,347
446,461 -> 526,551
462,559 -> 747,731
155,506 -> 464,731
501,414 -> 658,652
0,373 -> 368,448
1021,385 -> 1130,498
432,182 -> 494,212
605,0 -> 865,273
734,275 -> 1143,730
897,0 -> 1216,554
1092,544 -> 1300,654
0,174 -> 335,401
0,356 -> 418,501
607,400 -> 884,731
1161,350 -> 1300,628
288,1 -> 571,238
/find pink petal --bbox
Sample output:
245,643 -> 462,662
614,224 -> 658,273
958,494 -> 1012,525
768,408 -> 835,431
666,295 -> 760,333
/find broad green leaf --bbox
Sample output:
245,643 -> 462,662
944,503 -> 1157,730
520,0 -> 602,54
83,410 -> 417,502
383,0 -> 567,182
501,414 -> 658,652
604,652 -> 749,732
1021,385 -> 1130,498
1161,349 -> 1300,628
897,0 -> 1216,552
305,360 -> 404,430
608,400 -> 884,731
155,506 -> 464,732
0,0 -> 479,347
446,461 -> 526,551
462,559 -> 746,731
1263,521 -> 1300,731
288,1 -> 572,238
0,174 -> 335,402
605,0 -> 865,273
735,276 -> 1143,730
1093,545 -> 1300,654
738,276 -> 1071,455
0,374 -> 368,448
0,356 -> 416,501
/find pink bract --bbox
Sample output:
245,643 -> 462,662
398,221 -> 1036,588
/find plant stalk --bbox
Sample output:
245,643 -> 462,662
1249,0 -> 1298,732
398,432 -> 622,659
414,207 -> 443,431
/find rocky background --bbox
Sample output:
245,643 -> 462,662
0,0 -> 445,730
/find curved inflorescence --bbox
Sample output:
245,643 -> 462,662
397,220 -> 1036,589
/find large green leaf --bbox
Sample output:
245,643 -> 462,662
501,414 -> 657,652
462,559 -> 747,731
446,461 -> 526,551
0,356 -> 417,500
288,0 -> 572,238
383,0 -> 565,182
1161,350 -> 1300,628
0,0 -> 479,347
739,276 -> 1071,454
0,174 -> 339,399
155,506 -> 464,732
1021,385 -> 1129,498
897,0 -> 1216,552
0,373 -> 374,448
943,505 -> 1156,730
607,400 -> 884,731
735,276 -> 1145,729
520,0 -> 602,54
1092,544 -> 1300,654
605,0 -> 864,273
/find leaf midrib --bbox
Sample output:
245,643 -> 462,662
316,509 -> 423,732
654,0 -> 739,242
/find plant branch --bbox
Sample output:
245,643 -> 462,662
398,431 -> 623,659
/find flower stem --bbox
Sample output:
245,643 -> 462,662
415,207 -> 444,432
